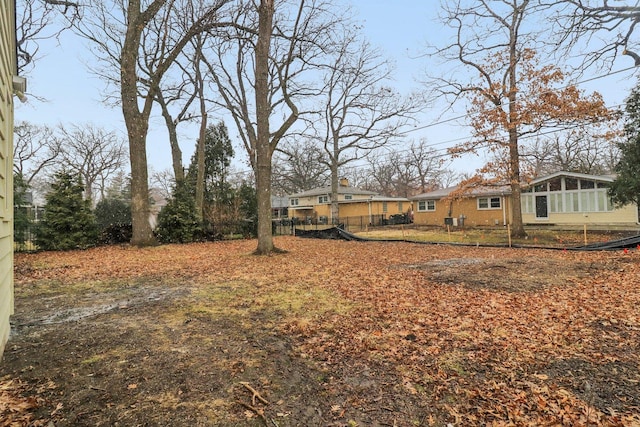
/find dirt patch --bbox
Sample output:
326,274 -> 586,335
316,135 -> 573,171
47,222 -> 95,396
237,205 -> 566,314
544,358 -> 640,415
403,257 -> 601,292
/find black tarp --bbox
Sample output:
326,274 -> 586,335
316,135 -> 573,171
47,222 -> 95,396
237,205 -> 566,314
295,226 -> 640,251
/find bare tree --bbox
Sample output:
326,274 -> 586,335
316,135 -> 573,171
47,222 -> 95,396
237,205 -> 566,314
429,0 -> 613,238
13,121 -> 62,185
367,140 -> 455,197
272,137 -> 329,195
522,126 -> 621,175
552,1 -> 640,68
203,0 -> 339,254
313,27 -> 418,222
72,0 -> 235,246
15,0 -> 79,74
56,123 -> 127,205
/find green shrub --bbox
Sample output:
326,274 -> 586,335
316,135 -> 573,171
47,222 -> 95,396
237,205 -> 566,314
155,182 -> 202,244
35,171 -> 98,251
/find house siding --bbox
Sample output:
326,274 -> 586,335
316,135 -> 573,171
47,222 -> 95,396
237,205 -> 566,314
414,196 -> 512,227
521,173 -> 640,226
0,0 -> 15,359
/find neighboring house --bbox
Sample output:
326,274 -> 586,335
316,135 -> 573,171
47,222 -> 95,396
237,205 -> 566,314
412,171 -> 640,229
288,178 -> 410,225
412,185 -> 513,227
1,0 -> 19,358
148,187 -> 168,229
521,171 -> 639,226
271,195 -> 288,219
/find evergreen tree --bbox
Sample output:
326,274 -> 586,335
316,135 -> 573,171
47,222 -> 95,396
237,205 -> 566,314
35,171 -> 98,251
13,173 -> 32,249
95,198 -> 132,229
155,182 -> 202,244
186,121 -> 235,221
237,183 -> 258,237
610,82 -> 640,208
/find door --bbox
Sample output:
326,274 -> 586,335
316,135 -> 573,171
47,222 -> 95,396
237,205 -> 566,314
535,195 -> 548,219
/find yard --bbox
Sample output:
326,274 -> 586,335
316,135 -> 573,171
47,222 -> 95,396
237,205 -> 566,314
2,237 -> 640,426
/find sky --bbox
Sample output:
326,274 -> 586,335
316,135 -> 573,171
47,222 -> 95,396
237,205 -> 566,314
14,1 -> 640,182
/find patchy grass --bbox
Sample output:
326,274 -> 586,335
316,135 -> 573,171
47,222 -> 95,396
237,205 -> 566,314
3,237 -> 640,426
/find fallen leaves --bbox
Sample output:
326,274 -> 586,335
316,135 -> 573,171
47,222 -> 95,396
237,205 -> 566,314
9,237 -> 640,425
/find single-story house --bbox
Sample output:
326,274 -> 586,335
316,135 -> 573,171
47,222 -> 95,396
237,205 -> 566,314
521,171 -> 639,226
412,171 -> 640,229
411,185 -> 513,227
288,178 -> 410,225
1,0 -> 18,358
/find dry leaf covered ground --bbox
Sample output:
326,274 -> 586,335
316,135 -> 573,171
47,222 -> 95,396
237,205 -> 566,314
2,236 -> 640,426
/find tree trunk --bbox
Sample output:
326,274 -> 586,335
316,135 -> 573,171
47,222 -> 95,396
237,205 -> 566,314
508,127 -> 526,238
195,43 -> 207,221
157,93 -> 184,183
330,164 -> 339,224
122,0 -> 156,247
126,118 -> 155,246
507,13 -> 526,239
195,112 -> 207,221
253,0 -> 275,254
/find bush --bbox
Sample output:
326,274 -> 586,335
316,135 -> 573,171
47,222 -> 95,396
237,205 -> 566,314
155,182 -> 202,244
35,171 -> 98,251
98,223 -> 133,245
95,197 -> 132,230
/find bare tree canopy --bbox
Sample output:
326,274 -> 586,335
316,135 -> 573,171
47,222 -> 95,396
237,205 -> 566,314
272,138 -> 329,195
56,123 -> 127,205
367,140 -> 457,198
553,1 -> 640,68
15,0 -> 80,74
311,25 -> 419,221
13,121 -> 61,185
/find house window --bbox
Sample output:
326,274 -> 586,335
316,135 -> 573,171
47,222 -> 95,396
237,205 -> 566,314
580,179 -> 595,190
418,200 -> 436,211
398,201 -> 403,212
344,194 -> 353,200
290,198 -> 299,206
478,197 -> 501,210
382,202 -> 388,213
318,195 -> 329,203
565,178 -> 578,190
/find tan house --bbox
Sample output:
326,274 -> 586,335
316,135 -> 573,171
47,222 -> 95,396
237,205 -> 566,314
412,172 -> 640,229
521,171 -> 639,226
1,0 -> 19,358
411,185 -> 513,228
288,179 -> 410,225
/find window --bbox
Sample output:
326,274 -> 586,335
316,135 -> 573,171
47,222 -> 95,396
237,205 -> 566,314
344,194 -> 353,200
565,178 -> 578,190
534,183 -> 547,192
382,202 -> 388,213
478,197 -> 501,210
290,198 -> 299,206
417,200 -> 436,212
318,195 -> 329,203
580,179 -> 595,189
398,201 -> 403,212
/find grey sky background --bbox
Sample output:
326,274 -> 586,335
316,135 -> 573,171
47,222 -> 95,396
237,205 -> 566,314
15,1 -> 638,179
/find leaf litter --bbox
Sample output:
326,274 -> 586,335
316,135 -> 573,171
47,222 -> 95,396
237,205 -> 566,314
2,237 -> 640,426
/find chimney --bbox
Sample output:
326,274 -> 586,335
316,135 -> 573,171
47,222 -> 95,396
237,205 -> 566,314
339,177 -> 349,187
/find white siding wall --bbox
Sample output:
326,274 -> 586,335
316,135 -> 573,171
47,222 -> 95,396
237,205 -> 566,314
0,0 -> 15,359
